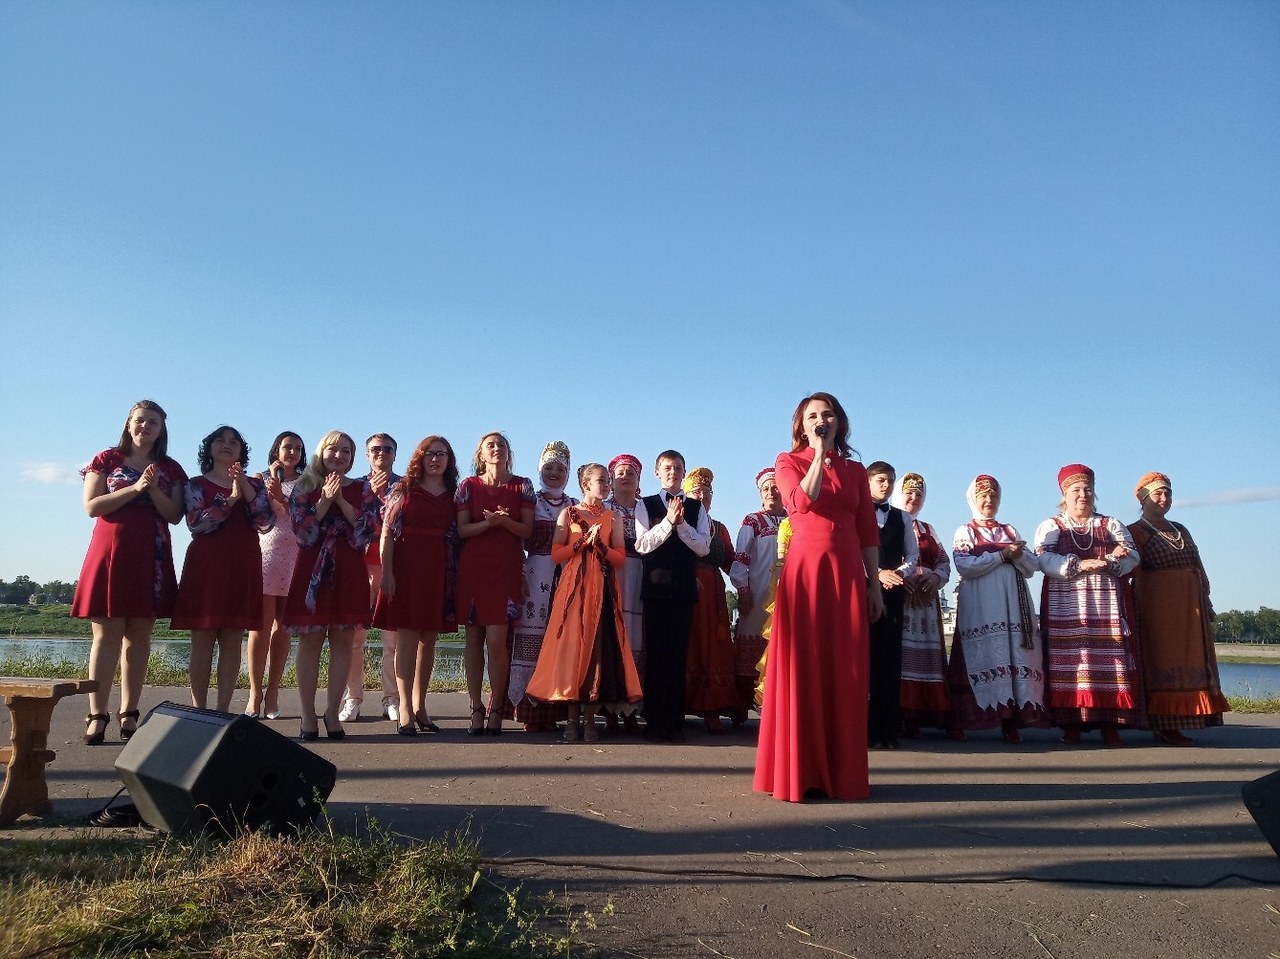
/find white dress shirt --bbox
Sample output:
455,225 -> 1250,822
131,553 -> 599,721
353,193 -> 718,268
634,489 -> 711,557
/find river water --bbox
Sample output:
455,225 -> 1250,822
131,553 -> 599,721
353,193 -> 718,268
1,638 -> 1276,698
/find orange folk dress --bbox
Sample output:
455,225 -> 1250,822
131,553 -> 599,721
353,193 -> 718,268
526,506 -> 643,708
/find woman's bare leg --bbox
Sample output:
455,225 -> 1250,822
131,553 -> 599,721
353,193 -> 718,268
214,628 -> 242,713
296,631 -> 323,735
188,628 -> 216,709
484,624 -> 509,732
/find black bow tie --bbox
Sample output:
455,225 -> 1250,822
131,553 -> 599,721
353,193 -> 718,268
876,503 -> 890,513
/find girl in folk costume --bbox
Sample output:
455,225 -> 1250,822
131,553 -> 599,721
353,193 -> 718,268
890,472 -> 951,737
506,441 -> 576,731
1127,472 -> 1229,745
682,467 -> 741,733
603,452 -> 645,733
729,468 -> 787,723
171,425 -> 274,713
371,435 -> 460,736
527,463 -> 643,741
455,432 -> 535,736
944,475 -> 1047,743
282,430 -> 381,741
1034,464 -> 1143,746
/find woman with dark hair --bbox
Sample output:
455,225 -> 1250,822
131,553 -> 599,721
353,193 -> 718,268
72,400 -> 187,744
1035,464 -> 1142,746
1127,472 -> 1229,744
246,430 -> 306,719
282,430 -> 381,740
372,435 -> 460,735
171,426 -> 274,712
754,392 -> 882,802
455,432 -> 535,736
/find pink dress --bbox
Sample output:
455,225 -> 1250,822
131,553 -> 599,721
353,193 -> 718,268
259,476 -> 300,596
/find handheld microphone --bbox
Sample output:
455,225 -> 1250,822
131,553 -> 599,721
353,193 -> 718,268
814,425 -> 828,438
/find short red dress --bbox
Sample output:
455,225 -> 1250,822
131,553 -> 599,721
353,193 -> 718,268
453,475 -> 534,626
170,475 -> 274,630
282,479 -> 380,632
371,485 -> 457,632
71,449 -> 188,620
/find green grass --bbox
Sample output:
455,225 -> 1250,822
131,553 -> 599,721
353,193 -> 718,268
0,819 -> 607,958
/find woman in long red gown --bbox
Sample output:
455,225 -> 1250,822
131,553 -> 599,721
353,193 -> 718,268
754,392 -> 883,802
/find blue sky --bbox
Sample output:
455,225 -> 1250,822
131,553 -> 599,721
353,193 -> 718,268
2,1 -> 1276,612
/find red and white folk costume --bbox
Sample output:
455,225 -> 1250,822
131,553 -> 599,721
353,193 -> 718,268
1034,464 -> 1144,735
890,472 -> 951,732
729,468 -> 785,715
945,475 -> 1047,732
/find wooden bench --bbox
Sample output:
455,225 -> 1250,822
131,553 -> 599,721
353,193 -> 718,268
0,678 -> 97,826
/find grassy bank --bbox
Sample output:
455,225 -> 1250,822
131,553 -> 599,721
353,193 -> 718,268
0,820 -> 605,958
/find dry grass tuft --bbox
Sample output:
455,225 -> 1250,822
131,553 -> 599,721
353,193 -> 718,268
0,820 -> 601,958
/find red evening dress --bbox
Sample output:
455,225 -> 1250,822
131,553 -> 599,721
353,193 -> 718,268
170,475 -> 272,630
71,450 -> 188,620
754,449 -> 878,802
282,479 -> 380,631
371,486 -> 457,632
453,475 -> 535,626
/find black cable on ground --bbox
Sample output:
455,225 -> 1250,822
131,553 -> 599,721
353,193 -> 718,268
483,856 -> 1280,890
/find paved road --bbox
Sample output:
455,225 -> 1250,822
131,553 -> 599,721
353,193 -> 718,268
4,687 -> 1279,957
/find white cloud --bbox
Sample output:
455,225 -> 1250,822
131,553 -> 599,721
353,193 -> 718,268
1177,486 -> 1280,508
22,462 -> 82,485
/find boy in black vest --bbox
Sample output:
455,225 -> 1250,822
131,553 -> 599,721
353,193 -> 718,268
634,450 -> 710,743
866,461 -> 918,750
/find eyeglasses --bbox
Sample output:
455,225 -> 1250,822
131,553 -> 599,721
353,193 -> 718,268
368,446 -> 395,455
424,451 -> 449,459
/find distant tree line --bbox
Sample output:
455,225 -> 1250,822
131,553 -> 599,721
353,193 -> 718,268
0,576 -> 77,605
1213,608 -> 1280,643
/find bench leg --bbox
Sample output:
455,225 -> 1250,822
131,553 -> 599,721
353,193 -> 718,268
0,696 -> 60,827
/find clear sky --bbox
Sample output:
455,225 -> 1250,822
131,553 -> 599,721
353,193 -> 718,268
2,1 -> 1276,612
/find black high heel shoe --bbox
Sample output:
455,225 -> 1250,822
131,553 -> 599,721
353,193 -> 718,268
466,705 -> 486,737
323,713 -> 346,741
397,723 -> 418,736
299,719 -> 318,742
414,711 -> 441,734
84,713 -> 109,746
118,710 -> 140,740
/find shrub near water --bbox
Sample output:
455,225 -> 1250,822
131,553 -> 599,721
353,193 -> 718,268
0,822 -> 603,958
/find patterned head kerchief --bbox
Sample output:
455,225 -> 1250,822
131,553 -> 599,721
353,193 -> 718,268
1135,471 -> 1171,502
755,468 -> 776,491
1057,463 -> 1094,491
891,472 -> 927,515
539,441 -> 571,470
609,453 -> 642,476
681,466 -> 714,495
966,474 -> 1002,521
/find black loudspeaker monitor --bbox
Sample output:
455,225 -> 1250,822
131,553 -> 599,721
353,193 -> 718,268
1243,769 -> 1280,858
115,702 -> 337,836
